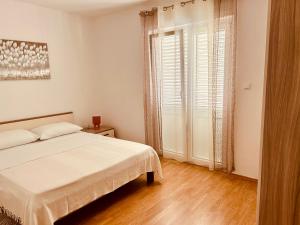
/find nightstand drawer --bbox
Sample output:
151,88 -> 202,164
99,129 -> 114,137
82,126 -> 115,137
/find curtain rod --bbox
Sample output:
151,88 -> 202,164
163,5 -> 174,12
139,7 -> 157,17
180,0 -> 195,7
140,0 -> 206,16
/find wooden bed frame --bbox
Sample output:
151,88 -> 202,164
0,112 -> 74,132
0,112 -> 155,184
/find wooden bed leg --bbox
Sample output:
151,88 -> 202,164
147,172 -> 154,184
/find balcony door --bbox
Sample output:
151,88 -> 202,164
155,25 -> 225,166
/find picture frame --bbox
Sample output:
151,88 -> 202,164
0,39 -> 50,80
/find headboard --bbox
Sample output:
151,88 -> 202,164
0,112 -> 74,132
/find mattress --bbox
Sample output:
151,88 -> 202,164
0,132 -> 162,225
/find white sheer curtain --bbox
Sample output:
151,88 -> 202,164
214,0 -> 236,173
153,0 -> 236,172
140,8 -> 163,155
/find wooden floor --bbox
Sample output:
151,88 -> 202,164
56,159 -> 257,225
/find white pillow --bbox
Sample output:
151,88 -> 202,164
0,129 -> 39,150
32,122 -> 82,140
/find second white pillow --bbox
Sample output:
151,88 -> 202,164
32,122 -> 82,140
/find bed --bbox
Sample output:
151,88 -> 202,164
0,112 -> 162,225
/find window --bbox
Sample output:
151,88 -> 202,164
158,28 -> 226,114
193,31 -> 209,112
155,25 -> 226,163
160,31 -> 183,109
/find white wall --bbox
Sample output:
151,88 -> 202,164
0,0 -> 96,125
234,0 -> 269,178
92,7 -> 145,143
90,0 -> 269,178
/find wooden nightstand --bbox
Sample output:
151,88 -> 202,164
82,126 -> 115,138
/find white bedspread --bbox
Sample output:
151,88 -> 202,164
0,132 -> 162,225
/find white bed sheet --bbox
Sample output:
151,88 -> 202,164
0,132 -> 162,225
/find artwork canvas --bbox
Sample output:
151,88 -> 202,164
0,39 -> 50,80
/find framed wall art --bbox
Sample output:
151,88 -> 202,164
0,39 -> 50,80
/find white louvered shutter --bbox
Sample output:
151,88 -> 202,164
193,30 -> 225,117
160,32 -> 183,110
193,31 -> 209,113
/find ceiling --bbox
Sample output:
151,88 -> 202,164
15,0 -> 149,15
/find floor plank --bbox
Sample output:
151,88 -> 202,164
56,159 -> 257,225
